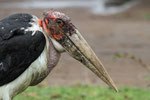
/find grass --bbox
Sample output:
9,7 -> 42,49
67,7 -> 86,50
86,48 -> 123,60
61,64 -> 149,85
14,85 -> 150,100
143,13 -> 150,20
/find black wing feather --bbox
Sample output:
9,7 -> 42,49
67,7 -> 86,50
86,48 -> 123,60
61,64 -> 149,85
0,13 -> 46,86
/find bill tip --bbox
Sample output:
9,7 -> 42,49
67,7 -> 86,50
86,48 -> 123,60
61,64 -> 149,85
110,84 -> 119,92
113,86 -> 119,92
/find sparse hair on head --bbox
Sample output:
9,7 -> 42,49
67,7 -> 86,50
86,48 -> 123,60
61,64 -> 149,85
43,8 -> 55,16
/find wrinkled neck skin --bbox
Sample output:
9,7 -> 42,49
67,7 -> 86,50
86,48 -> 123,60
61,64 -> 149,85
47,37 -> 61,71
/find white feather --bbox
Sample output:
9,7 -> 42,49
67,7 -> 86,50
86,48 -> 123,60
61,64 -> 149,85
25,15 -> 43,36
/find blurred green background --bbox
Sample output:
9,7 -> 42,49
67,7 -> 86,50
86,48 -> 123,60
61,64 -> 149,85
14,85 -> 150,100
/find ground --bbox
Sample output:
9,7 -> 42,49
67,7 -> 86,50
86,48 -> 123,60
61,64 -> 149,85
0,1 -> 150,88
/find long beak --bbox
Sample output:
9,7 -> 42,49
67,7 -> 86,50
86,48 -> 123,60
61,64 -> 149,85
58,29 -> 118,92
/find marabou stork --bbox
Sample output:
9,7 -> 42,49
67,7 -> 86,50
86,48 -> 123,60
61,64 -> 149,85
0,11 -> 118,100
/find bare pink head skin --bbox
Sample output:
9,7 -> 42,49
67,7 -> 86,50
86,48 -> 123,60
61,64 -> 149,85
41,11 -> 75,40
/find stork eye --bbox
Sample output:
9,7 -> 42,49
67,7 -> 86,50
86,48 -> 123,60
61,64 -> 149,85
56,19 -> 64,26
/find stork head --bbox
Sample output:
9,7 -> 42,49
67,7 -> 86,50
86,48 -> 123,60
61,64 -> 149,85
41,11 -> 118,92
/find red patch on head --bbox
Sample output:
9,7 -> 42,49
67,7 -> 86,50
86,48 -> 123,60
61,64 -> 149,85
42,11 -> 74,40
49,24 -> 64,40
38,20 -> 42,27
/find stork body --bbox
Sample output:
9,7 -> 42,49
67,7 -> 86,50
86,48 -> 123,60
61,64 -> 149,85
0,13 -> 61,100
0,11 -> 117,100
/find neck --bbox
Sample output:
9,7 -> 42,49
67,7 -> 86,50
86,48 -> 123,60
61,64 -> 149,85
47,37 -> 61,71
38,19 -> 61,71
